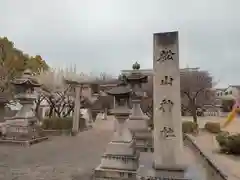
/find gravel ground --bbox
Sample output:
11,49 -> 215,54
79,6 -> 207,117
0,119 -> 113,180
0,116 -> 228,180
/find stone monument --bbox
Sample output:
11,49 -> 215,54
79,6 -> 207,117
94,78 -> 139,180
0,69 -> 48,145
126,62 -> 152,152
137,32 -> 189,179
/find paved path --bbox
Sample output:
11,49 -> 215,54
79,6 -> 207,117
1,115 -> 236,180
0,117 -> 114,180
189,131 -> 240,180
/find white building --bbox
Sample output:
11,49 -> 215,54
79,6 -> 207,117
216,85 -> 240,100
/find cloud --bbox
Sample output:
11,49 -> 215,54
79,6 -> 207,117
0,0 -> 239,87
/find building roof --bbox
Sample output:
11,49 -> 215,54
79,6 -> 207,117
107,85 -> 131,96
230,85 -> 240,90
215,88 -> 226,91
12,70 -> 41,87
121,67 -> 202,76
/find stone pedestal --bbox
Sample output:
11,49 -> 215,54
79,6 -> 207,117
86,108 -> 93,128
137,32 -> 189,180
128,99 -> 152,152
95,110 -> 139,180
1,96 -> 47,145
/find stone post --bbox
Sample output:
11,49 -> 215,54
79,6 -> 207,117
153,31 -> 184,169
137,31 -> 188,180
72,85 -> 81,134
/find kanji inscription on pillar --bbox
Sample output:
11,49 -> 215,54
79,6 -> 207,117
156,49 -> 175,63
160,76 -> 174,86
160,127 -> 176,139
158,98 -> 174,113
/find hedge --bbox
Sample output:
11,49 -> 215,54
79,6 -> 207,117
42,117 -> 73,130
204,122 -> 221,133
216,132 -> 240,155
182,121 -> 198,134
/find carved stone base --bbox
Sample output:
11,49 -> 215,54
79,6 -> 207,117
0,121 -> 48,146
136,146 -> 153,153
134,131 -> 153,152
94,165 -> 136,180
137,164 -> 190,180
0,136 -> 48,146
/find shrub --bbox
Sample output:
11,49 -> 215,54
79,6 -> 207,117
216,132 -> 240,155
216,131 -> 230,152
204,122 -> 221,133
42,117 -> 73,130
182,121 -> 198,134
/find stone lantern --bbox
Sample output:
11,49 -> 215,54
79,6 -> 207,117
94,80 -> 139,180
126,62 -> 152,152
0,69 -> 48,145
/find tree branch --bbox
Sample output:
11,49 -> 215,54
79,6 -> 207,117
193,88 -> 205,99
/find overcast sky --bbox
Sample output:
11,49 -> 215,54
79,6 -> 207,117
0,0 -> 239,87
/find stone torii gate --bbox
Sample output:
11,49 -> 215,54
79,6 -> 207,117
64,69 -> 97,135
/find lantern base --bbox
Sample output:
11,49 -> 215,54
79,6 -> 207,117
137,164 -> 189,180
94,163 -> 137,180
0,136 -> 48,146
0,118 -> 48,146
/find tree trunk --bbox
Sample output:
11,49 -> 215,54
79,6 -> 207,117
49,106 -> 54,117
192,106 -> 197,123
191,100 -> 197,124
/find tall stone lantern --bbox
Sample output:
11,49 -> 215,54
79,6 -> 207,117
94,79 -> 139,180
126,62 -> 152,152
0,69 -> 48,145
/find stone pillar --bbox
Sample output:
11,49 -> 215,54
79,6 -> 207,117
153,31 -> 184,169
137,31 -> 188,180
72,85 -> 81,134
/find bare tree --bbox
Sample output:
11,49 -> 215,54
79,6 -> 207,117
180,68 -> 213,123
37,69 -> 75,118
45,85 -> 74,118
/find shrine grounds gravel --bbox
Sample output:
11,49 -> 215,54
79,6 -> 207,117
0,121 -> 113,180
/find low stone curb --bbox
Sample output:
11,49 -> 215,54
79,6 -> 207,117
42,126 -> 92,136
0,136 -> 48,146
42,129 -> 72,136
183,134 -> 228,180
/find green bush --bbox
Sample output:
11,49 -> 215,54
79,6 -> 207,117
182,121 -> 198,134
216,131 -> 230,152
227,134 -> 240,154
42,117 -> 73,130
204,122 -> 221,133
216,132 -> 240,155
